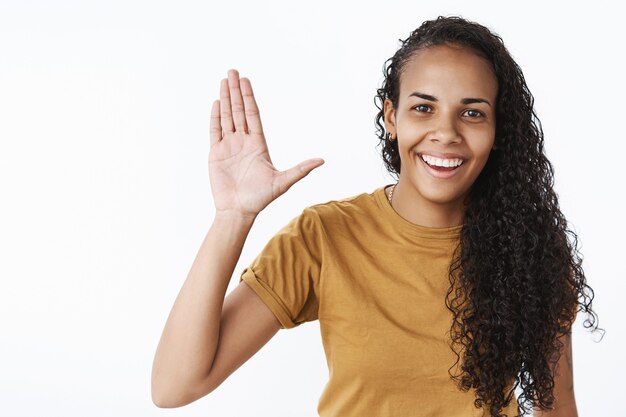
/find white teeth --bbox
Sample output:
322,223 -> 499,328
420,154 -> 464,168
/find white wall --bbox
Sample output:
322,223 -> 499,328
0,1 -> 622,416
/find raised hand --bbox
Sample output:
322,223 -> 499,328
209,69 -> 324,219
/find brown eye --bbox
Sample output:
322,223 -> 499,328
414,104 -> 431,112
464,109 -> 483,118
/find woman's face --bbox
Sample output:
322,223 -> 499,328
384,43 -> 498,208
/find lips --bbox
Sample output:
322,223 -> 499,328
417,153 -> 465,179
419,151 -> 467,160
420,153 -> 464,169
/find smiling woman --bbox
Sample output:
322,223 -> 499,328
383,43 -> 498,226
373,16 -> 604,417
152,15 -> 603,417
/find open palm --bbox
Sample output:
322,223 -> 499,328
209,69 -> 324,218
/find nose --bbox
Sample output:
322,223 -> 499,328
428,115 -> 461,144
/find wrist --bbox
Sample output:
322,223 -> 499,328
213,209 -> 257,225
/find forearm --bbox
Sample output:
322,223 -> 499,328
151,212 -> 256,406
534,392 -> 578,417
534,406 -> 578,417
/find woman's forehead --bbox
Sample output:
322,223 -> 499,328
398,45 -> 498,100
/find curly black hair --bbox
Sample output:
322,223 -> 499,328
374,15 -> 604,417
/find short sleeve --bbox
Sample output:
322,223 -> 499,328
239,207 -> 323,329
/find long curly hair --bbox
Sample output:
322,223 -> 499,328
374,16 -> 603,417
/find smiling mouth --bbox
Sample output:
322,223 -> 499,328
418,153 -> 465,172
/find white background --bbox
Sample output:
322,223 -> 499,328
0,1 -> 623,416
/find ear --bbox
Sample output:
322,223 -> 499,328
383,98 -> 397,139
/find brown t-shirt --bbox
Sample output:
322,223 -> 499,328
240,185 -> 521,417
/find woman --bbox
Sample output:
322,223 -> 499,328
151,16 -> 601,417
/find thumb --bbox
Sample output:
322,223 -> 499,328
277,158 -> 325,193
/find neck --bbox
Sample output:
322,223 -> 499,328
390,180 -> 466,228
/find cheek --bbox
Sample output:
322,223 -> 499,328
397,141 -> 417,161
477,142 -> 495,160
469,131 -> 496,159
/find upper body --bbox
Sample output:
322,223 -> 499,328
240,185 -> 522,416
154,15 -> 598,417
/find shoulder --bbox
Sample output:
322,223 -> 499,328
303,187 -> 383,224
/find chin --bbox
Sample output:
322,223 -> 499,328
423,193 -> 462,206
415,185 -> 468,206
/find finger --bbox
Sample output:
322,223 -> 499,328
240,77 -> 264,135
209,99 -> 221,146
220,78 -> 234,133
277,158 -> 325,193
227,69 -> 248,133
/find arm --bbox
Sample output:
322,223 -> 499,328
534,332 -> 578,417
151,69 -> 324,407
151,214 -> 257,407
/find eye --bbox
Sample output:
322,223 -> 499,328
413,104 -> 432,113
463,109 -> 484,118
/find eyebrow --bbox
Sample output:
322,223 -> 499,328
409,91 -> 492,107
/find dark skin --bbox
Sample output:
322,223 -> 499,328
383,44 -> 497,228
